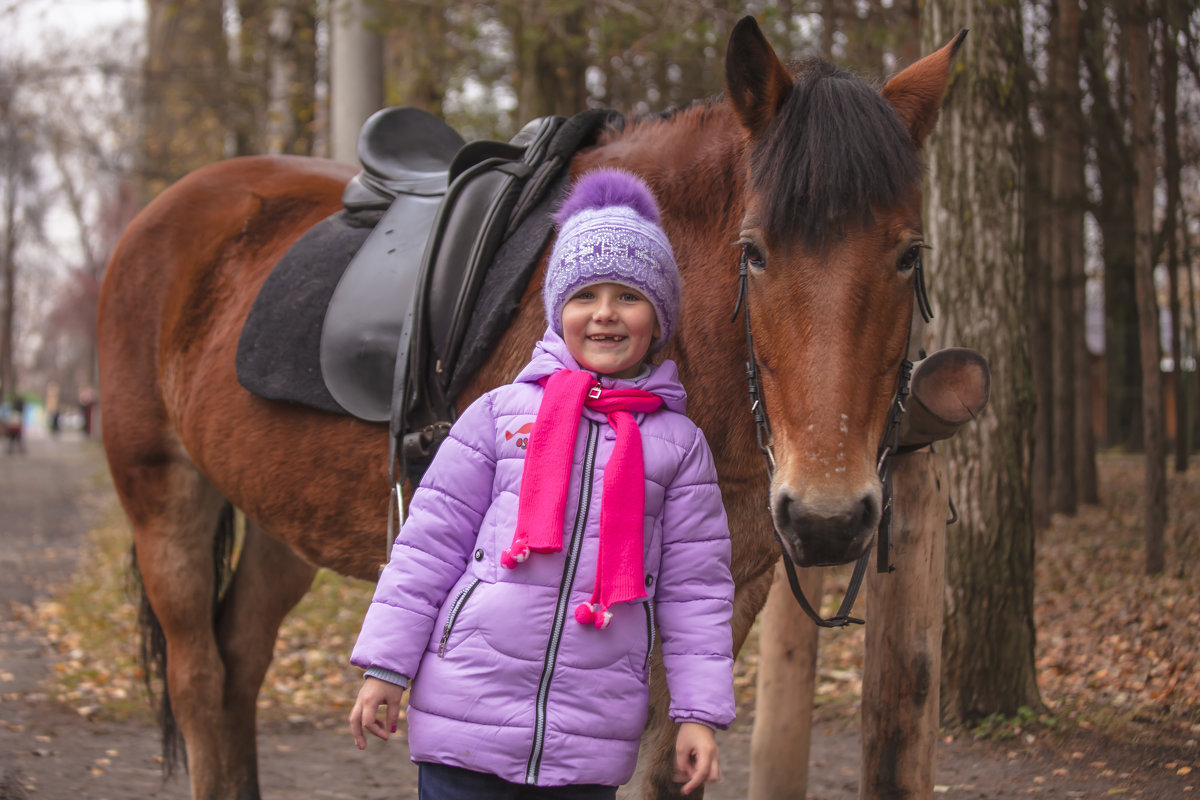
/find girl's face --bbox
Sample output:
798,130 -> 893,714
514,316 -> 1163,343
561,282 -> 660,379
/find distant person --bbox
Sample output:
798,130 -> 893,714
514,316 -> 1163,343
79,387 -> 96,437
46,381 -> 61,437
5,397 -> 25,454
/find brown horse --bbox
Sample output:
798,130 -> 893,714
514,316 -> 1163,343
98,17 -> 961,800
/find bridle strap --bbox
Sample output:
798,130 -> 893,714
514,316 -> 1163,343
733,246 -> 931,628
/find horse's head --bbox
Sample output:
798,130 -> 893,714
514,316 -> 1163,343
725,17 -> 964,567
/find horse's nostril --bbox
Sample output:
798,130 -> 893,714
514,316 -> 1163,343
858,492 -> 880,530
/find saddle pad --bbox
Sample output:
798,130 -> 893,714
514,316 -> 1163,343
236,208 -> 383,415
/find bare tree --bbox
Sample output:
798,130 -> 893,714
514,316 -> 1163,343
1083,0 -> 1142,452
923,0 -> 1041,725
139,0 -> 233,202
1127,0 -> 1167,575
1160,14 -> 1188,472
0,62 -> 47,400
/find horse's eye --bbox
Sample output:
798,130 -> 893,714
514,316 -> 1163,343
742,243 -> 766,271
898,244 -> 923,274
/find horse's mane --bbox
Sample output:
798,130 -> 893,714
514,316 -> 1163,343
752,60 -> 921,251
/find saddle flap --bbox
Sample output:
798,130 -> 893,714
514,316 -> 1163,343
425,159 -> 530,376
319,193 -> 444,421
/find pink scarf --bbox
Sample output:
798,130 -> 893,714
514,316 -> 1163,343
501,369 -> 663,629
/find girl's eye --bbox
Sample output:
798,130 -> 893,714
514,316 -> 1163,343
572,290 -> 594,301
621,292 -> 643,302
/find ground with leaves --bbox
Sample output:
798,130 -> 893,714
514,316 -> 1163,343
0,434 -> 1196,798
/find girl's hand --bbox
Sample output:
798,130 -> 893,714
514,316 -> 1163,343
349,676 -> 406,750
673,721 -> 720,795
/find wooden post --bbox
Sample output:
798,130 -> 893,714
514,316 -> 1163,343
748,561 -> 822,800
860,451 -> 949,800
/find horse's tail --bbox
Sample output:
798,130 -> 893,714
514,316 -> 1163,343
129,502 -> 236,776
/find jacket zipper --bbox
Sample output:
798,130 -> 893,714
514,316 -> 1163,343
644,600 -> 656,671
438,578 -> 481,657
525,420 -> 598,785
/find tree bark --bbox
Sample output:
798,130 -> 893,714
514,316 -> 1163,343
1161,23 -> 1187,472
748,564 -> 821,800
922,0 -> 1041,726
1,175 -> 15,400
1025,125 -> 1053,530
1083,0 -> 1142,451
861,452 -> 948,800
138,0 -> 233,203
1056,0 -> 1098,505
274,0 -> 319,156
329,0 -> 384,165
1126,0 -> 1167,575
509,0 -> 589,122
233,0 -> 270,156
1048,0 -> 1079,515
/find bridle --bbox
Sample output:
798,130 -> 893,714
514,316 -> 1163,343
731,243 -> 933,628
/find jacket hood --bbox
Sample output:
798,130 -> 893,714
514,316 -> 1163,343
515,328 -> 687,415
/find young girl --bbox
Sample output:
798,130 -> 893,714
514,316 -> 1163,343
349,168 -> 735,798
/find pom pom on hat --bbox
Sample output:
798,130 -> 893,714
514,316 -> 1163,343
544,169 -> 681,353
553,168 -> 662,226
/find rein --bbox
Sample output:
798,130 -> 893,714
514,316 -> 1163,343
731,245 -> 933,628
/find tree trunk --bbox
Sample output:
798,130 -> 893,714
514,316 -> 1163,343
1025,125 -> 1053,530
1187,230 -> 1200,453
233,0 -> 270,156
860,452 -> 948,800
510,0 -> 589,122
274,0 -> 319,156
0,176 -> 15,399
747,563 -> 820,800
329,0 -> 384,165
1083,0 -> 1141,452
1161,26 -> 1186,472
1055,0 -> 1098,505
1126,0 -> 1166,575
1048,0 -> 1079,515
139,0 -> 233,203
922,0 -> 1041,727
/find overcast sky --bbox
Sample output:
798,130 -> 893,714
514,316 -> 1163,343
5,0 -> 144,56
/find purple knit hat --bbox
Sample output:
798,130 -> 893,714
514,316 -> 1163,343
544,168 -> 681,352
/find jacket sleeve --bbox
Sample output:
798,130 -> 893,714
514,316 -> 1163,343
655,425 -> 736,729
350,391 -> 498,679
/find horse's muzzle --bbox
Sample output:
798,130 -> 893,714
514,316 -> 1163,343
772,485 -> 881,567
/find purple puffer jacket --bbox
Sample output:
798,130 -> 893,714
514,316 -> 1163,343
350,330 -> 735,788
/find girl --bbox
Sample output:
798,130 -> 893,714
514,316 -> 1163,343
349,168 -> 735,798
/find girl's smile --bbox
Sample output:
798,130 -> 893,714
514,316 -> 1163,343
561,282 -> 660,378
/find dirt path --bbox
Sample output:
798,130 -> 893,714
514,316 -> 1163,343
0,430 -> 1195,799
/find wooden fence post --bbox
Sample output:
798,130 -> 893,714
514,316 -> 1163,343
860,451 -> 949,799
748,562 -> 822,800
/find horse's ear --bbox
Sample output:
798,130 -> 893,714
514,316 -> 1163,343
725,16 -> 794,137
882,29 -> 969,148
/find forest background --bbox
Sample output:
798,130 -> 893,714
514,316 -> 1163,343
0,0 -> 1197,735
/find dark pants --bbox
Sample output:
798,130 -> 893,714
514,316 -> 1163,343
417,763 -> 618,800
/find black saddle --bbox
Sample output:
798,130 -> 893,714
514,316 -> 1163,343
237,106 -> 620,481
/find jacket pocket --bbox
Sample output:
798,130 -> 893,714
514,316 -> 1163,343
438,578 -> 481,657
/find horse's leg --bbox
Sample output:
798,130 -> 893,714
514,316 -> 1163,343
214,518 -> 318,800
128,463 -> 232,800
626,568 -> 775,799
